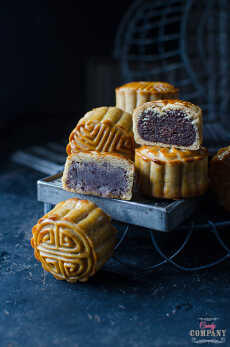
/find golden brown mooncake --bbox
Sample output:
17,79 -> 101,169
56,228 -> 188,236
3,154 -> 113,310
31,198 -> 117,283
62,151 -> 134,201
135,145 -> 208,199
66,106 -> 134,160
115,81 -> 179,114
133,99 -> 203,150
210,146 -> 230,211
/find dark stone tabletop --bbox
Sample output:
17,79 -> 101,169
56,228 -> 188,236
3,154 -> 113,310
1,160 -> 230,347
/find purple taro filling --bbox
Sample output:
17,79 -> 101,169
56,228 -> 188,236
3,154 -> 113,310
137,109 -> 196,146
66,161 -> 128,196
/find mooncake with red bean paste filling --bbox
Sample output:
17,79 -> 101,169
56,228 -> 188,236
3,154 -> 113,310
62,151 -> 134,200
133,99 -> 203,150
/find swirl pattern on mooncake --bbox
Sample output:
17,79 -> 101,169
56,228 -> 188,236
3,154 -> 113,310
66,107 -> 134,160
31,198 -> 117,283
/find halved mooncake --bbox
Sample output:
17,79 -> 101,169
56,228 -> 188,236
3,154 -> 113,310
62,152 -> 134,200
135,145 -> 208,199
66,106 -> 134,160
31,198 -> 117,283
116,81 -> 179,114
133,99 -> 203,150
210,146 -> 230,211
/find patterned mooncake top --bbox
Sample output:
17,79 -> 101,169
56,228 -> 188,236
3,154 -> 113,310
31,198 -> 115,283
136,145 -> 208,163
116,81 -> 179,95
67,107 -> 134,159
212,146 -> 230,162
79,106 -> 133,132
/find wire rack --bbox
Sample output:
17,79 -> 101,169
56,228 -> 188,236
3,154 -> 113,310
114,0 -> 230,148
10,136 -> 230,274
40,190 -> 230,276
110,220 -> 230,277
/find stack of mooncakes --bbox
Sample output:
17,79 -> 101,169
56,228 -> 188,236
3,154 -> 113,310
62,81 -> 209,201
132,99 -> 209,199
62,106 -> 135,200
63,82 -> 179,201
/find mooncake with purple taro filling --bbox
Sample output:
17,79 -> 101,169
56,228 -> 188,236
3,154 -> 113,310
210,145 -> 230,212
66,106 -> 134,160
133,99 -> 203,150
135,145 -> 208,199
115,81 -> 179,114
62,152 -> 134,200
31,198 -> 117,283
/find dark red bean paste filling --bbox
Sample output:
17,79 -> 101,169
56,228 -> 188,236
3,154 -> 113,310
66,161 -> 128,196
137,109 -> 196,146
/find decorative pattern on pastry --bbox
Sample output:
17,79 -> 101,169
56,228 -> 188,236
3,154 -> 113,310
116,81 -> 179,114
66,106 -> 134,160
210,146 -> 230,211
133,99 -> 203,150
31,198 -> 117,283
62,151 -> 134,200
135,146 -> 208,199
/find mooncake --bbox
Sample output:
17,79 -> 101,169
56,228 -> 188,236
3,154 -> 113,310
62,151 -> 134,200
31,198 -> 117,283
135,145 -> 208,199
66,106 -> 134,160
210,146 -> 230,211
116,81 -> 179,114
133,99 -> 203,150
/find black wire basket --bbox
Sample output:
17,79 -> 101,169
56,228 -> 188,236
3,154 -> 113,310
114,0 -> 230,151
112,0 -> 230,274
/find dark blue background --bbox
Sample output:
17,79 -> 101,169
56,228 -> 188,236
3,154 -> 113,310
1,2 -> 230,345
0,1 -> 131,120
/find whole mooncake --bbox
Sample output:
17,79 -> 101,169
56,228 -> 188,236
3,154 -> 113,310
210,146 -> 230,211
135,146 -> 208,199
62,151 -> 134,200
133,99 -> 203,150
66,106 -> 134,160
115,81 -> 179,114
31,198 -> 117,283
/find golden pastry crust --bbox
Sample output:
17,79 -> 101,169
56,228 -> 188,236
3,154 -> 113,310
62,151 -> 134,200
133,99 -> 203,150
210,146 -> 230,211
66,106 -> 134,160
135,146 -> 208,199
116,81 -> 179,114
31,198 -> 117,283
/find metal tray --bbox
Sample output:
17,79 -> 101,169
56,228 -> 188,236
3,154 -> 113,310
37,173 -> 199,232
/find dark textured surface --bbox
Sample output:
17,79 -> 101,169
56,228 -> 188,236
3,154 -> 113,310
138,110 -> 196,146
1,161 -> 230,347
